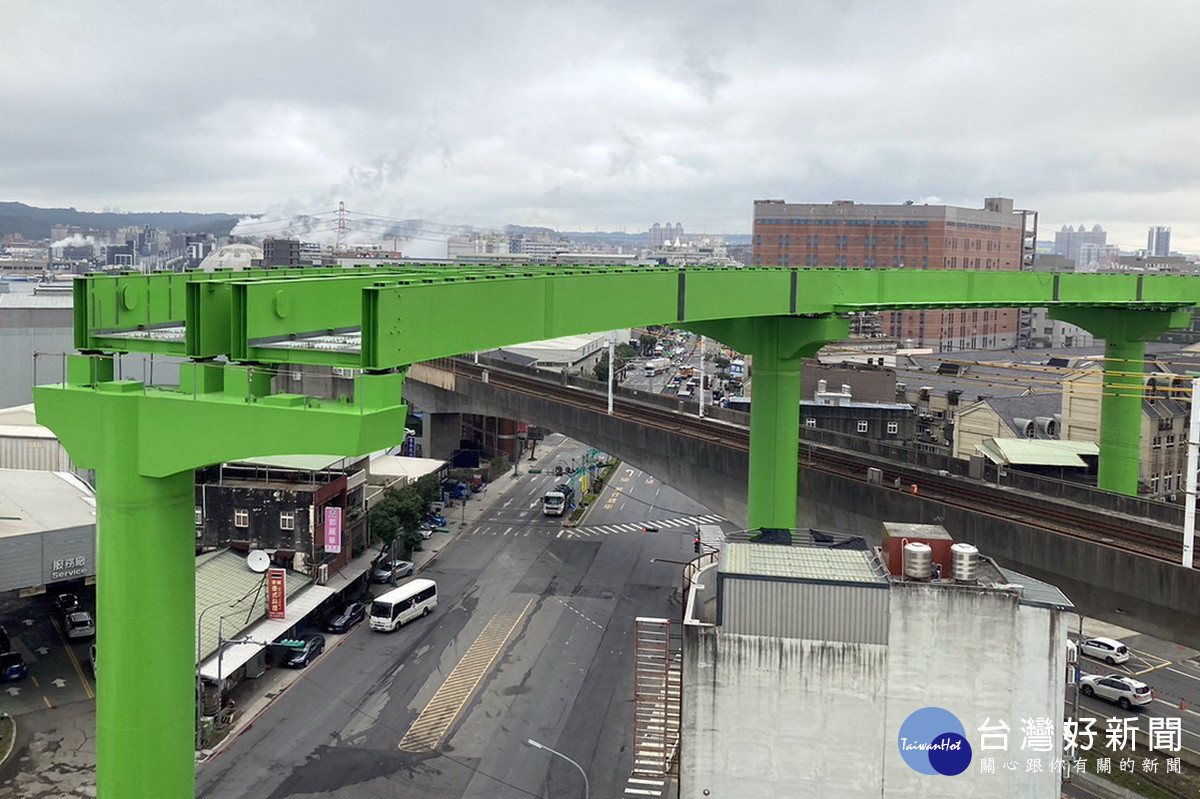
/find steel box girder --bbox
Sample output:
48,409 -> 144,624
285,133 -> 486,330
71,266 -> 1200,370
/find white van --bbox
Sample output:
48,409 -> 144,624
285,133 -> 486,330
369,578 -> 437,632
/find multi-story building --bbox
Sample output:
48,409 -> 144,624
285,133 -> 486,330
1148,226 -> 1172,257
752,198 -> 1027,351
1052,224 -> 1108,269
262,237 -> 302,266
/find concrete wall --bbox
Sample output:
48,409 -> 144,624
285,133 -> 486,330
883,584 -> 1064,798
681,628 -> 889,798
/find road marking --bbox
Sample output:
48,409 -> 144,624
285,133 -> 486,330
1151,697 -> 1200,720
504,527 -> 513,535
556,530 -> 564,538
1166,667 -> 1200,683
397,599 -> 533,752
51,618 -> 94,700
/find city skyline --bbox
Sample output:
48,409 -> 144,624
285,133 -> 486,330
3,2 -> 1198,253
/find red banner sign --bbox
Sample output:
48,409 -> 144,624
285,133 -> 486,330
267,568 -> 287,620
324,506 -> 343,554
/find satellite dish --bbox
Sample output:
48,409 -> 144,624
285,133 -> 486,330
247,550 -> 270,573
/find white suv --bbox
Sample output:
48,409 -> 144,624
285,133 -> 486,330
1079,674 -> 1153,711
1079,636 -> 1130,665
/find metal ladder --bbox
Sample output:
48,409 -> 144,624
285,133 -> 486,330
632,616 -> 682,778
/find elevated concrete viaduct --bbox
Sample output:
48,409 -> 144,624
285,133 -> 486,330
405,361 -> 1200,649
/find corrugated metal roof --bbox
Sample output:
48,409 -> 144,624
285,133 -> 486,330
977,437 -> 1097,467
195,549 -> 309,661
720,542 -> 886,586
994,563 -> 1076,612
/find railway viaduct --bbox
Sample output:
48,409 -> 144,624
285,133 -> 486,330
403,358 -> 1200,652
32,264 -> 1200,798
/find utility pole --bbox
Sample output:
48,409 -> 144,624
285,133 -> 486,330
1183,376 -> 1199,567
607,331 -> 616,415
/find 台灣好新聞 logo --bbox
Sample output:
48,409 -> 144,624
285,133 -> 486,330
898,707 -> 972,776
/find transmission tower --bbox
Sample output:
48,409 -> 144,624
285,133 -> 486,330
335,201 -> 348,252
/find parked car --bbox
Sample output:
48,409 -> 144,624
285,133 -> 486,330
1079,674 -> 1153,711
64,610 -> 96,639
371,559 -> 414,584
283,634 -> 326,668
52,592 -> 81,618
0,624 -> 10,653
1079,636 -> 1130,665
90,643 -> 97,677
0,651 -> 28,682
322,601 -> 366,633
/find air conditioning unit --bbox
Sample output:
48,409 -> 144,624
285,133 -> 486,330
316,564 -> 329,585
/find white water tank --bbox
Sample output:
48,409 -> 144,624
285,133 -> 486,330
950,543 -> 979,582
903,542 -> 932,580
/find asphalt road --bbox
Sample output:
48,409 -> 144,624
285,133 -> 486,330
196,450 -> 723,799
0,589 -> 95,714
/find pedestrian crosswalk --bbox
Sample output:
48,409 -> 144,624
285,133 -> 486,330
623,774 -> 669,796
566,514 -> 724,538
462,514 -> 725,539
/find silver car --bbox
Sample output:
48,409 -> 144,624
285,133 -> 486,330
65,610 -> 95,640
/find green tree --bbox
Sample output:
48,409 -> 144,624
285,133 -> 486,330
369,485 -> 426,557
638,333 -> 657,354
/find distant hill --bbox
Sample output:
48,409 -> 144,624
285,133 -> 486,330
0,201 -> 245,240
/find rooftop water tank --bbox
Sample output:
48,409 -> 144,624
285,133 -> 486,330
903,542 -> 932,580
950,542 -> 979,582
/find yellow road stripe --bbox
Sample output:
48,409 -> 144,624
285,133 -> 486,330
51,619 -> 95,700
398,599 -> 533,752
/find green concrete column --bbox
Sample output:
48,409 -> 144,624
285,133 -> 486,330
745,335 -> 804,529
686,315 -> 849,529
1050,308 -> 1191,496
95,469 -> 196,798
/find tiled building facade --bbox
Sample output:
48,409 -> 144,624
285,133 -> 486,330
751,197 -> 1029,351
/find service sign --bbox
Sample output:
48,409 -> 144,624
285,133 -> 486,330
267,568 -> 287,620
324,506 -> 343,554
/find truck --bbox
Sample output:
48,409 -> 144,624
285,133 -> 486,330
541,483 -> 575,516
643,358 -> 670,377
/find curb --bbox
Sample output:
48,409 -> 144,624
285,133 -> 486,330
0,712 -> 15,769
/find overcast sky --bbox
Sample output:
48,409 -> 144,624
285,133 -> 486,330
3,1 -> 1198,252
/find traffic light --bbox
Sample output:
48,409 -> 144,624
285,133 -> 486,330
278,638 -> 304,648
693,537 -> 701,553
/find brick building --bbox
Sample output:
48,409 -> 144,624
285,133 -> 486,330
752,197 -> 1031,351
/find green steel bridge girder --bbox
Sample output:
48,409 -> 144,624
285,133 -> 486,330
32,356 -> 408,799
71,265 -> 1200,370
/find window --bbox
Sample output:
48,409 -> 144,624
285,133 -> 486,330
887,422 -> 899,435
280,511 -> 295,530
234,509 -> 249,528
857,420 -> 869,433
195,507 -> 203,526
805,418 -> 817,428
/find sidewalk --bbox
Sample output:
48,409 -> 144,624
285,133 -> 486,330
199,463 -> 534,760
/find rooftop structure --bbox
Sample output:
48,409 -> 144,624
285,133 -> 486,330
681,527 -> 1072,797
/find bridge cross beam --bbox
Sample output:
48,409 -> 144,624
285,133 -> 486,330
683,315 -> 850,529
1049,307 -> 1192,496
33,355 -> 407,799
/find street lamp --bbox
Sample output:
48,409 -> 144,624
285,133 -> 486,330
525,738 -> 589,799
